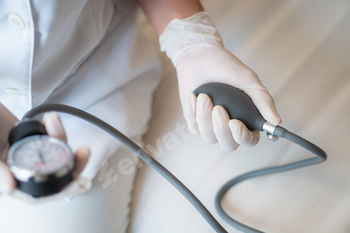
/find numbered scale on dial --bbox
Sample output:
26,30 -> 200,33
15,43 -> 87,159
7,120 -> 74,197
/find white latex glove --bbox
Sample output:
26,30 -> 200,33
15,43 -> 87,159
0,111 -> 91,203
160,12 -> 281,151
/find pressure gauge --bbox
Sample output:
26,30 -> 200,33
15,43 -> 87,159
7,119 -> 74,197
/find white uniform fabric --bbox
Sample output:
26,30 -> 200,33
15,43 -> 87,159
0,0 -> 160,232
0,0 -> 161,180
129,0 -> 350,232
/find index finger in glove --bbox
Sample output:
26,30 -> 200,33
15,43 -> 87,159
196,94 -> 217,144
212,106 -> 239,151
241,80 -> 282,126
229,119 -> 260,147
183,92 -> 200,135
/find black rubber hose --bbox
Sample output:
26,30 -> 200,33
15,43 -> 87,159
24,105 -> 327,233
215,126 -> 326,233
23,104 -> 228,233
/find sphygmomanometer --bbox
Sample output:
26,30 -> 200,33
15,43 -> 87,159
7,83 -> 327,233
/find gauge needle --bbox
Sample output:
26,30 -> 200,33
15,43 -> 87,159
38,137 -> 45,164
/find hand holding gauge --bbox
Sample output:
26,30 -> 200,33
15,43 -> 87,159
8,126 -> 74,197
4,112 -> 90,200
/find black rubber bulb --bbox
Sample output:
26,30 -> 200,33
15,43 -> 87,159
193,83 -> 266,131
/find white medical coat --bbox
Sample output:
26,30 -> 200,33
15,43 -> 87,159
0,0 -> 161,179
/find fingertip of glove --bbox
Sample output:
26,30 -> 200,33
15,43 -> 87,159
184,92 -> 201,134
229,119 -> 259,147
266,105 -> 282,125
229,119 -> 242,140
186,92 -> 197,103
220,143 -> 239,152
201,133 -> 217,144
267,113 -> 282,126
275,114 -> 282,125
229,119 -> 240,129
184,92 -> 197,116
188,124 -> 201,135
185,116 -> 200,135
212,106 -> 227,127
197,93 -> 210,101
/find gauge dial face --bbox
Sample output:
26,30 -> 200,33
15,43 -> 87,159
10,136 -> 73,175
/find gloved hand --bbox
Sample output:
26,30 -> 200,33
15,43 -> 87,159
0,111 -> 91,203
160,12 -> 281,151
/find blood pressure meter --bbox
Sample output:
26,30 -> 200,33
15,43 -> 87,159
9,83 -> 326,233
7,119 -> 74,197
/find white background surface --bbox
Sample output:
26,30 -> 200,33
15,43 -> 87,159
129,0 -> 350,232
